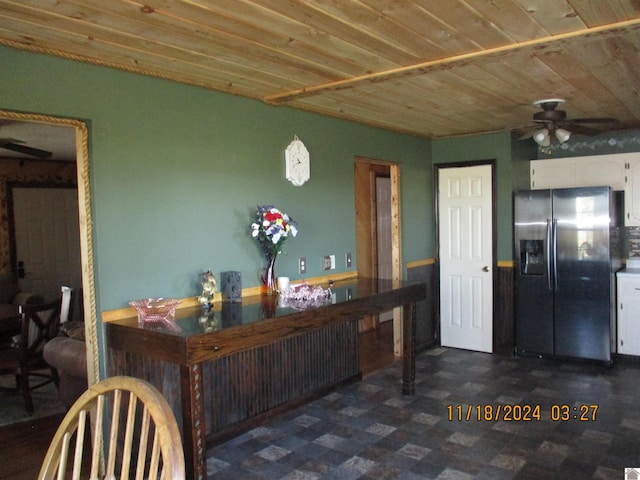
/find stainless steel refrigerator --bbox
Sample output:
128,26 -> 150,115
514,186 -> 622,363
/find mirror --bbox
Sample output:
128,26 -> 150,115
0,109 -> 98,386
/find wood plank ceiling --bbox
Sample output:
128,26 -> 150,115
1,0 -> 639,140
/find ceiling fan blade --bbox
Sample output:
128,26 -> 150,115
568,118 -> 619,124
565,124 -> 601,136
511,123 -> 537,140
0,140 -> 53,158
517,130 -> 535,140
0,137 -> 26,144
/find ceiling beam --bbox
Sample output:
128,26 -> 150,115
263,18 -> 640,105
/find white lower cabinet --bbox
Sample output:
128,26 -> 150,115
617,273 -> 640,355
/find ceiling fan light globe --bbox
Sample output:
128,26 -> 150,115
533,129 -> 550,146
555,128 -> 571,143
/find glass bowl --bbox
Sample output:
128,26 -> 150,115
129,298 -> 181,326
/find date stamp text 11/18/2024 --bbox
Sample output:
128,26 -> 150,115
446,404 -> 599,422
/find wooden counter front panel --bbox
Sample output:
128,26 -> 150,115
109,319 -> 360,442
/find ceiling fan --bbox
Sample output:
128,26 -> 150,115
522,98 -> 618,147
0,136 -> 52,159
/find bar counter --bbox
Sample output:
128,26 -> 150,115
106,278 -> 426,479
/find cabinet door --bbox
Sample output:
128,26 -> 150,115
625,157 -> 640,226
530,158 -> 576,189
618,277 -> 640,355
575,154 -> 628,190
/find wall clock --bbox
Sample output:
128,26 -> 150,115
285,135 -> 310,186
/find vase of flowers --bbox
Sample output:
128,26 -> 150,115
251,205 -> 298,295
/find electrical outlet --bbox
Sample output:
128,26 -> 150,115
329,254 -> 336,269
322,256 -> 332,270
299,257 -> 306,274
345,252 -> 352,268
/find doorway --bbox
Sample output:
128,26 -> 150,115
354,157 -> 403,356
376,176 -> 393,323
436,162 -> 495,353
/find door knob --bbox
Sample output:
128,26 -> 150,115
482,266 -> 490,272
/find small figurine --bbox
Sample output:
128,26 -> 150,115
198,312 -> 220,333
197,270 -> 217,309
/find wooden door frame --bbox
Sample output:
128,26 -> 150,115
434,160 -> 497,350
354,157 -> 403,355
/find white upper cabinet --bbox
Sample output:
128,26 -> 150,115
530,157 -> 577,189
575,154 -> 628,190
626,159 -> 640,226
530,152 -> 640,226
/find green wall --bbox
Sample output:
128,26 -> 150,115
0,46 -> 433,313
2,45 -> 541,375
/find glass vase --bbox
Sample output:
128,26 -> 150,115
262,252 -> 278,295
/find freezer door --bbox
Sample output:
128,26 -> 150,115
552,187 -> 612,362
514,190 -> 554,355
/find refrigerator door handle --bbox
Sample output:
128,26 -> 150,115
552,217 -> 558,291
546,218 -> 553,290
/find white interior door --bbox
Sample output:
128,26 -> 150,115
13,187 -> 82,303
438,164 -> 493,353
376,176 -> 394,323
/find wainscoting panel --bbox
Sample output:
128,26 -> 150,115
407,262 -> 436,352
108,319 -> 361,444
495,263 -> 515,355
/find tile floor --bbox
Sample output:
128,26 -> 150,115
206,347 -> 640,479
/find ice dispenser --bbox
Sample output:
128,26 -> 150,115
520,240 -> 544,275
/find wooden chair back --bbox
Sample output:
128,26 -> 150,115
0,298 -> 62,413
19,299 -> 62,361
38,375 -> 185,480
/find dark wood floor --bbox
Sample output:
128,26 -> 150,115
359,319 -> 397,377
0,323 -> 395,479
